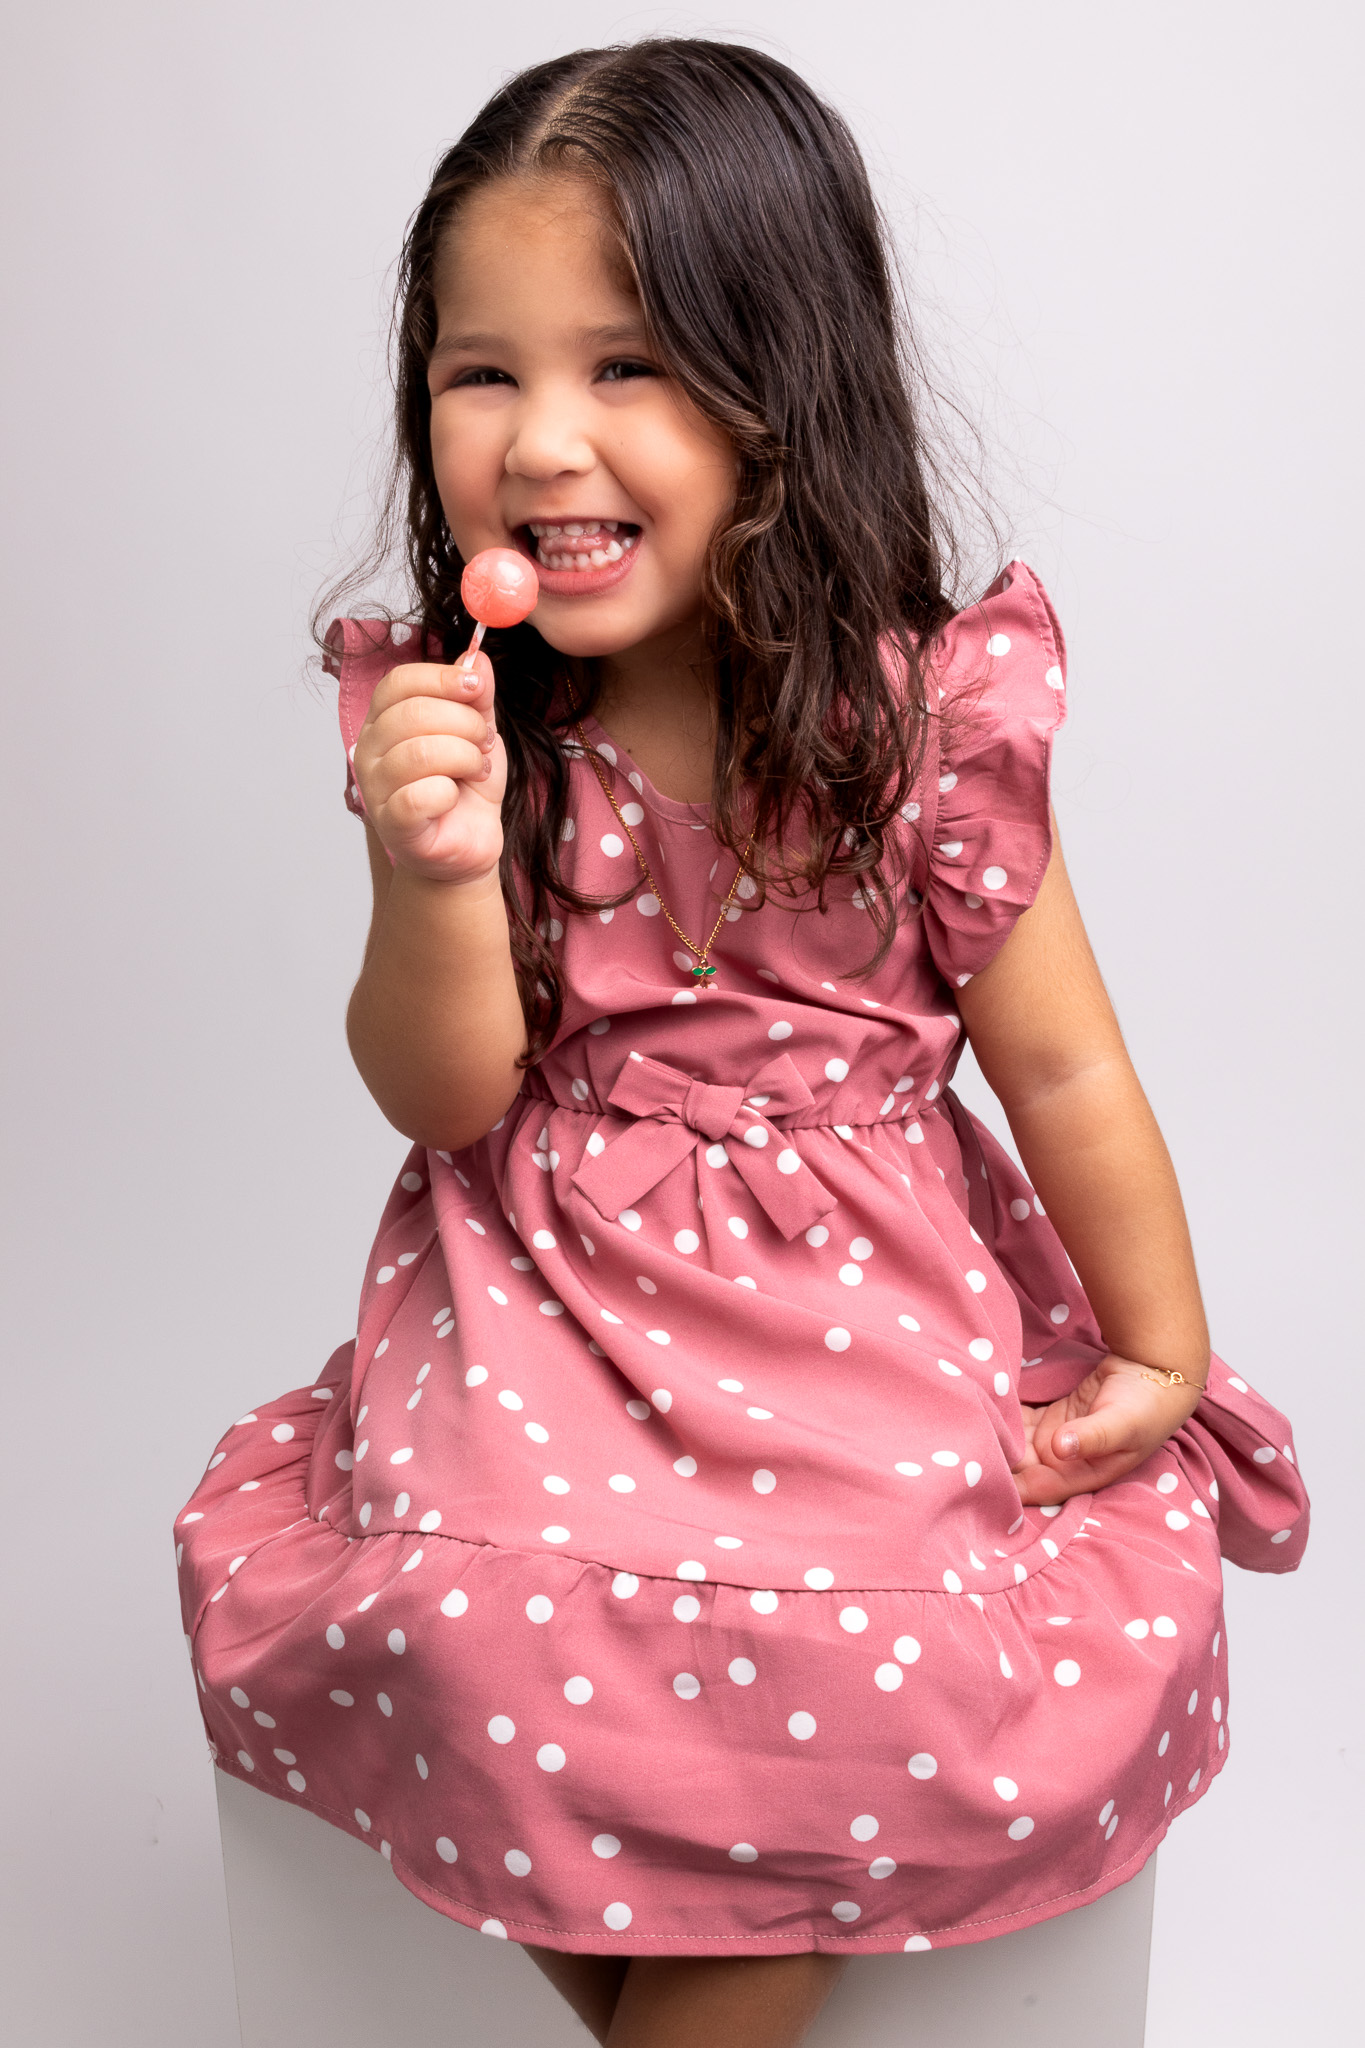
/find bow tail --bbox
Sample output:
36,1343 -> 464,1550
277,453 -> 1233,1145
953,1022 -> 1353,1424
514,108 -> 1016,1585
727,1136 -> 837,1241
570,1120 -> 700,1223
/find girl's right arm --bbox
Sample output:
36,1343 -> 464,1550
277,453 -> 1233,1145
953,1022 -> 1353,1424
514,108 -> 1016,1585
344,653 -> 528,1151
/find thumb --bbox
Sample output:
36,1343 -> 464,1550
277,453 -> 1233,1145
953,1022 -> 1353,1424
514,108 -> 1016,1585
440,648 -> 496,717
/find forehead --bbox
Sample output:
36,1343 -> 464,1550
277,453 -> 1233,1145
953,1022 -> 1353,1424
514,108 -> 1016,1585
433,173 -> 640,324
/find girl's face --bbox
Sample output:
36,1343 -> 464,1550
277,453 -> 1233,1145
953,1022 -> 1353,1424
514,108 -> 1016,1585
427,175 -> 737,670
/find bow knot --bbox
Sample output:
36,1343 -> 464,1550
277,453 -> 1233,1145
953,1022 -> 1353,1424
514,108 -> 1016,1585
569,1050 -> 836,1242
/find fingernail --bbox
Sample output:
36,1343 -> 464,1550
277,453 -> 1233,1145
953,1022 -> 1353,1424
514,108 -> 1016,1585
1058,1432 -> 1079,1458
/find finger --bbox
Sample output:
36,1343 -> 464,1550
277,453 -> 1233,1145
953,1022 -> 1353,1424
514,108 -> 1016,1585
379,775 -> 464,834
367,694 -> 492,750
370,653 -> 496,722
367,735 -> 491,809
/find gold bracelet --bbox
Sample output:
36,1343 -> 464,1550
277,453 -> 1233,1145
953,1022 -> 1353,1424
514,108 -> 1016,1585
1138,1367 -> 1186,1388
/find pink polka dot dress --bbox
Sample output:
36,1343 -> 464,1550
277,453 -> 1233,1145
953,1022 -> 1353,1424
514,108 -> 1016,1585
175,563 -> 1309,1955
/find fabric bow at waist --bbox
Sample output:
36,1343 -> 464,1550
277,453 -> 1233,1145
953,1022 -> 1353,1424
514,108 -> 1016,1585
569,1050 -> 837,1242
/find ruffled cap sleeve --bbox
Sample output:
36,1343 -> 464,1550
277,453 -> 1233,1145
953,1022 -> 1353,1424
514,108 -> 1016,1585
919,561 -> 1068,988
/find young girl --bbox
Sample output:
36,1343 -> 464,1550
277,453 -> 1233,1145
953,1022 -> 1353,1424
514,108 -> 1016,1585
175,39 -> 1309,2048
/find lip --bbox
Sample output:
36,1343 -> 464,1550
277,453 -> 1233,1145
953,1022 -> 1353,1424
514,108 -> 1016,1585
512,525 -> 643,600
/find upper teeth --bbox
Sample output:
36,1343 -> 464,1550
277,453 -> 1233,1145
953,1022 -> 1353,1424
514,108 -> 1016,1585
528,520 -> 623,537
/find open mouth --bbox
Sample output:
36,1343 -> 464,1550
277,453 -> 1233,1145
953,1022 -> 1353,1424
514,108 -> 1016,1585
519,520 -> 641,572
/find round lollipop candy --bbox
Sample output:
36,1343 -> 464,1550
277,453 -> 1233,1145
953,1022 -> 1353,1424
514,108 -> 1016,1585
457,548 -> 539,669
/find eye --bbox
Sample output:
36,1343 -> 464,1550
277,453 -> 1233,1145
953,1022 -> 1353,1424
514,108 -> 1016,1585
451,366 -> 514,388
599,359 -> 657,383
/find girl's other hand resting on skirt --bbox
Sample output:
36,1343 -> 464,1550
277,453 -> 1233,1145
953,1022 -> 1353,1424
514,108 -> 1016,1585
1012,1353 -> 1206,1504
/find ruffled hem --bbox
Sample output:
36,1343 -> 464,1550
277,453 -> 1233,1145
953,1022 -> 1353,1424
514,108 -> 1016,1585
175,1351 -> 1261,1959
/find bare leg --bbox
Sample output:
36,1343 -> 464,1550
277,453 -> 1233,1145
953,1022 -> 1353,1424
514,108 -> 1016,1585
523,1945 -> 630,2045
607,1953 -> 848,2048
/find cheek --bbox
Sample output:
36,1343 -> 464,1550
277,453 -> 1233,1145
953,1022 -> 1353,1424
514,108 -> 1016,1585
429,404 -> 501,519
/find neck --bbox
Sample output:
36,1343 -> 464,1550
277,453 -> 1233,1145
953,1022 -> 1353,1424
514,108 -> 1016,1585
587,620 -> 717,805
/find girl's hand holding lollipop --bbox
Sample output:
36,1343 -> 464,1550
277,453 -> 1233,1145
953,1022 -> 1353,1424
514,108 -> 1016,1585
349,549 -> 538,885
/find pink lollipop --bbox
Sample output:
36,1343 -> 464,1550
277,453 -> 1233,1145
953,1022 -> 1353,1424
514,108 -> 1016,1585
457,548 -> 539,670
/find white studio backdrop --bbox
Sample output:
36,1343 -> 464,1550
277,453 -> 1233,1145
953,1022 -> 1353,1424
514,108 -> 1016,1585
1,2 -> 1358,2041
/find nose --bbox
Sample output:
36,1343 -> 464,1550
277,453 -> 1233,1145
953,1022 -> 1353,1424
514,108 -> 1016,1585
503,381 -> 595,484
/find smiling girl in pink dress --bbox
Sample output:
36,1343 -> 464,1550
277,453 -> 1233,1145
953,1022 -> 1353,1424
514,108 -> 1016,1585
175,39 -> 1309,2048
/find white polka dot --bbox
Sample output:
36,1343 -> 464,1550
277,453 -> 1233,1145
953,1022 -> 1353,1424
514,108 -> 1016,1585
625,1399 -> 651,1420
673,1671 -> 702,1700
1049,1303 -> 1070,1324
1045,665 -> 1064,689
646,1329 -> 671,1346
525,1423 -> 549,1445
1227,1375 -> 1248,1392
727,1217 -> 748,1240
326,1624 -> 346,1650
637,893 -> 660,917
993,1371 -> 1011,1395
541,1525 -> 570,1544
543,1475 -> 570,1495
874,1663 -> 904,1691
747,1406 -> 773,1419
775,1147 -> 801,1175
603,1902 -> 632,1931
965,1270 -> 987,1293
536,1744 -> 567,1772
750,1590 -> 779,1614
942,1570 -> 963,1593
1152,1615 -> 1178,1637
967,1338 -> 994,1361
650,1388 -> 673,1412
905,1935 -> 932,1951
435,1836 -> 459,1863
600,833 -> 624,856
1053,1660 -> 1081,1687
388,1628 -> 406,1655
982,865 -> 1008,891
804,1567 -> 835,1590
839,1607 -> 868,1634
751,1468 -> 777,1495
908,1753 -> 938,1779
592,1833 -> 621,1858
993,1776 -> 1019,1801
611,1574 -> 639,1600
526,1595 -> 554,1624
718,1377 -> 744,1392
1009,1198 -> 1031,1221
729,1842 -> 759,1862
965,1461 -> 982,1487
824,1058 -> 849,1083
1124,1619 -> 1150,1639
768,1021 -> 793,1040
806,1224 -> 830,1247
986,633 -> 1010,656
1007,1816 -> 1035,1840
898,1315 -> 921,1333
869,1856 -> 897,1879
824,1327 -> 851,1352
440,1589 -> 468,1618
487,1716 -> 515,1744
788,1712 -> 817,1740
728,1657 -> 757,1686
673,1594 -> 701,1623
1165,1509 -> 1191,1531
564,1675 -> 594,1705
674,1229 -> 700,1254
1271,1529 -> 1292,1544
894,1636 -> 921,1665
931,1450 -> 960,1467
938,1358 -> 962,1376
677,1560 -> 707,1581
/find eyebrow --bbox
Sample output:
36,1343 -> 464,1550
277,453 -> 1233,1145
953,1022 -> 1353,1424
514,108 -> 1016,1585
427,322 -> 649,365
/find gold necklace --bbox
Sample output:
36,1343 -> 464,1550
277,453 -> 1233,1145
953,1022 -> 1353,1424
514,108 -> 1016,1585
573,721 -> 754,990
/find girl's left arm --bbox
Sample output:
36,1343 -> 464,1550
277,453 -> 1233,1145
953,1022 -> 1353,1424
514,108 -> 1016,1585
956,812 -> 1210,1505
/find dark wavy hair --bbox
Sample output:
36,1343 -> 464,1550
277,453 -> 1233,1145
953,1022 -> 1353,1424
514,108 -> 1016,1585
316,38 -> 996,1061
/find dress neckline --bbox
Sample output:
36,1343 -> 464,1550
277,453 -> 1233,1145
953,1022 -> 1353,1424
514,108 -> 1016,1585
574,709 -> 716,829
